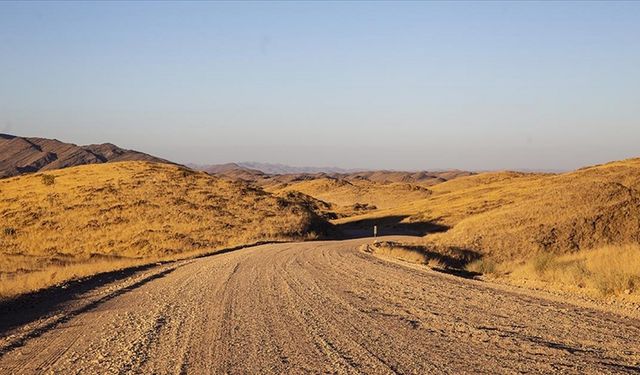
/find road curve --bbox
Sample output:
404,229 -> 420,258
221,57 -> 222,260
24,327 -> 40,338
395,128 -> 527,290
1,238 -> 639,374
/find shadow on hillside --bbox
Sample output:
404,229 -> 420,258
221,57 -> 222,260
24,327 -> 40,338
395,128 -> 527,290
335,215 -> 449,239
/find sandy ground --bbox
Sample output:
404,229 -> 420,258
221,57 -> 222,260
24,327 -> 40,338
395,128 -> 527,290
1,237 -> 639,374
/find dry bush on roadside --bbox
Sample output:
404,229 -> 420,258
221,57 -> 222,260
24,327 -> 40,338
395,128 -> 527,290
465,258 -> 498,275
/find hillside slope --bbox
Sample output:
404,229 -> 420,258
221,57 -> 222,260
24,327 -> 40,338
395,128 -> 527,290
342,170 -> 473,185
268,177 -> 433,212
0,161 -> 327,296
0,134 -> 170,178
337,158 -> 640,259
195,162 -> 473,187
411,159 -> 640,260
344,159 -> 640,297
188,163 -> 268,182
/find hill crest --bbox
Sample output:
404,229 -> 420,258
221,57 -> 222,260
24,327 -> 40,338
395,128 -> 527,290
0,134 -> 171,178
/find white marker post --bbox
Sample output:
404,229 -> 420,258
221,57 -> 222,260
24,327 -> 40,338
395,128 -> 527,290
373,225 -> 378,242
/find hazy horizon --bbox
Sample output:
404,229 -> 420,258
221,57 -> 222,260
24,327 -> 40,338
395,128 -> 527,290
2,2 -> 639,171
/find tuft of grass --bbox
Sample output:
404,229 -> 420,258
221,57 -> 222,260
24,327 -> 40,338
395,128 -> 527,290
466,258 -> 497,275
370,243 -> 427,264
41,174 -> 56,186
531,252 -> 556,276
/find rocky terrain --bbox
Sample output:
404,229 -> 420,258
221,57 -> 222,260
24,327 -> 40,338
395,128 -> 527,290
0,134 -> 170,178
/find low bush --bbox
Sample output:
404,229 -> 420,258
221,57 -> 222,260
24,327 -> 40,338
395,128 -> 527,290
465,258 -> 497,275
41,174 -> 56,186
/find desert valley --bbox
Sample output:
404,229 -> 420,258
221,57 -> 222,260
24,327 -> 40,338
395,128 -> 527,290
1,134 -> 639,302
2,1 -> 640,372
1,134 -> 639,373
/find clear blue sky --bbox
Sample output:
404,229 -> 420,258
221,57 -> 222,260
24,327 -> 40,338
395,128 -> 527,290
1,1 -> 639,171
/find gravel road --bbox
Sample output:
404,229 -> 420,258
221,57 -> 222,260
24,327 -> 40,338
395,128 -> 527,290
1,238 -> 639,374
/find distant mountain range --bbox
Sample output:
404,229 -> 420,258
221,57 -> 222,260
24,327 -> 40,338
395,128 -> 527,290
236,162 -> 364,175
187,162 -> 363,176
0,133 -> 478,185
189,162 -> 474,186
0,133 -> 170,178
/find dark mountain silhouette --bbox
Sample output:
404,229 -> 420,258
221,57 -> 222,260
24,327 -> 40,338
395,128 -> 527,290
0,134 -> 171,178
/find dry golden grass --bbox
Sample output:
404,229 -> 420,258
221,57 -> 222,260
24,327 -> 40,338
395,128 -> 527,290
363,242 -> 429,265
0,161 -> 325,298
424,159 -> 640,261
330,171 -> 545,227
0,257 -> 152,298
341,158 -> 640,298
343,158 -> 640,258
465,258 -> 498,275
512,244 -> 640,296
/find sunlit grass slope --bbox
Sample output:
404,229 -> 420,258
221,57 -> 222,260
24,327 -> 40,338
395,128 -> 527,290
342,159 -> 640,258
423,159 -> 640,261
267,177 -> 432,213
0,161 -> 326,297
343,158 -> 640,297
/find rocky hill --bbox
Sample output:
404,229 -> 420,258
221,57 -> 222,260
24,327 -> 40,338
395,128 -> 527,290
0,134 -> 170,178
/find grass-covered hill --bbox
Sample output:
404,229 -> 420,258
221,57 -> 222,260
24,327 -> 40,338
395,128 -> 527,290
0,161 -> 328,297
341,158 -> 640,297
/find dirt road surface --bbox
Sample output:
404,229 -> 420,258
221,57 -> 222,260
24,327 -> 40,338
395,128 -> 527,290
1,238 -> 639,374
